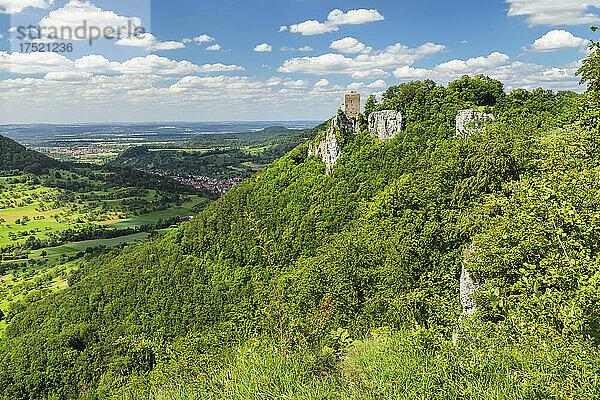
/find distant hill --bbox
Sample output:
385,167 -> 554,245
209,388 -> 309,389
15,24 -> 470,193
0,134 -> 213,196
114,147 -> 257,179
254,125 -> 297,135
187,125 -> 306,148
111,124 -> 324,178
0,134 -> 61,173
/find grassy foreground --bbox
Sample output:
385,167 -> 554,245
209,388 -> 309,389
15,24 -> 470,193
115,327 -> 600,400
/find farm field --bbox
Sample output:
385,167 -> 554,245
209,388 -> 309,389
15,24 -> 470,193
0,229 -> 154,334
29,232 -> 151,257
0,253 -> 78,334
0,177 -> 209,249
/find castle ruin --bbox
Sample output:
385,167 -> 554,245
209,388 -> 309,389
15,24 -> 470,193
341,91 -> 360,118
310,94 -> 407,174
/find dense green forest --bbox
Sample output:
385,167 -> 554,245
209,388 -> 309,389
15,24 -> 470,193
110,125 -> 322,178
1,41 -> 600,399
112,147 -> 258,179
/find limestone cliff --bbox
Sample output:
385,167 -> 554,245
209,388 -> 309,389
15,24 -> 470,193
308,114 -> 356,175
456,109 -> 495,138
368,110 -> 402,140
453,245 -> 484,343
459,245 -> 482,319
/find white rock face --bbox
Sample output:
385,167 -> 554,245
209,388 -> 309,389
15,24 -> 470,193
368,110 -> 402,140
453,245 -> 483,343
331,112 -> 357,133
459,264 -> 481,319
308,114 -> 355,175
456,110 -> 495,138
459,245 -> 482,319
308,129 -> 341,175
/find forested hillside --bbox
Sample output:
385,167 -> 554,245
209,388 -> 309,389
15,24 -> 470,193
0,136 -> 61,174
0,49 -> 599,398
110,125 -> 319,178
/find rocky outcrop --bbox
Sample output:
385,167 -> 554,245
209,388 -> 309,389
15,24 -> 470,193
456,110 -> 495,138
308,114 -> 357,175
460,267 -> 481,319
459,245 -> 483,319
368,110 -> 402,140
331,112 -> 358,134
308,129 -> 341,175
453,245 -> 484,343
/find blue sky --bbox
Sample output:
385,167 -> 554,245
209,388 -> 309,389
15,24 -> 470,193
0,0 -> 596,123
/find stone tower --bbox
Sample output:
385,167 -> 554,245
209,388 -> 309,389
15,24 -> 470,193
341,91 -> 360,118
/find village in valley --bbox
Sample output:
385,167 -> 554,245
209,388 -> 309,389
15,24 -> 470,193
143,170 -> 244,196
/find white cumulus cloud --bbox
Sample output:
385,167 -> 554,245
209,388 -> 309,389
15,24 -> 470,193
281,45 -> 314,52
290,20 -> 337,35
290,8 -> 384,35
150,41 -> 186,51
392,66 -> 430,79
206,44 -> 221,51
116,33 -> 185,51
0,51 -> 243,75
506,0 -> 600,26
196,63 -> 244,72
44,70 -> 91,81
392,52 -> 582,91
347,79 -> 387,90
265,77 -> 282,86
525,30 -> 589,52
193,34 -> 215,43
38,0 -> 142,40
114,55 -> 242,75
0,0 -> 52,14
330,37 -> 372,54
73,54 -> 119,72
283,79 -> 308,88
350,69 -> 390,79
0,51 -> 72,74
168,75 -> 267,94
435,52 -> 509,73
326,9 -> 384,25
278,41 -> 445,79
254,43 -> 272,52
367,79 -> 387,89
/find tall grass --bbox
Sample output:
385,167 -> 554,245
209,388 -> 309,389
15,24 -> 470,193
114,216 -> 600,399
115,327 -> 600,400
